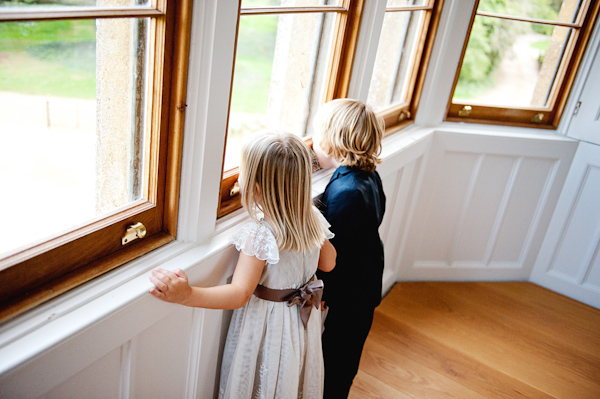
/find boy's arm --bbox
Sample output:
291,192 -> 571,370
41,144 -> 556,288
149,252 -> 265,309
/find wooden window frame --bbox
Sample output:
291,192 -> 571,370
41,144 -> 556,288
446,0 -> 600,129
217,0 -> 364,219
373,0 -> 444,136
0,0 -> 192,323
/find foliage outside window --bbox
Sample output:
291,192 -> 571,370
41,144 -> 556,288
0,0 -> 191,322
218,0 -> 364,217
367,0 -> 443,135
447,0 -> 599,128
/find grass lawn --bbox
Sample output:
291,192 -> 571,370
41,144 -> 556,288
230,14 -> 277,114
0,19 -> 96,99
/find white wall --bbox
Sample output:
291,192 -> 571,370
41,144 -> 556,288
531,142 -> 600,309
1,0 -> 599,397
401,129 -> 577,281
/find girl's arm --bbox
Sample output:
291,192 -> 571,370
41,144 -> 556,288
149,252 -> 265,309
317,239 -> 336,272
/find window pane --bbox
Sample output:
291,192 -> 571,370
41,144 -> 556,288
0,17 -> 149,257
225,11 -> 334,171
367,10 -> 427,112
478,0 -> 583,24
453,16 -> 571,108
0,0 -> 150,8
242,0 -> 341,6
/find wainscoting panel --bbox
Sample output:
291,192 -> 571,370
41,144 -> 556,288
379,135 -> 431,293
400,131 -> 578,281
39,346 -> 122,399
129,309 -> 195,398
532,141 -> 600,308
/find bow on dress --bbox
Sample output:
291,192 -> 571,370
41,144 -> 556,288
286,279 -> 324,329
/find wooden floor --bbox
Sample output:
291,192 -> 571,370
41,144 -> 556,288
348,282 -> 600,399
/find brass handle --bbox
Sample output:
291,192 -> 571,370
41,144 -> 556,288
230,181 -> 240,197
122,222 -> 147,245
531,113 -> 544,123
398,110 -> 411,122
458,105 -> 472,117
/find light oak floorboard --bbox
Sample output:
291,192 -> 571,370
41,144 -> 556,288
349,282 -> 600,399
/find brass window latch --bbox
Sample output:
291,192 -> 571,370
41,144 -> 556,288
458,105 -> 472,117
230,181 -> 240,197
531,113 -> 544,123
122,222 -> 147,245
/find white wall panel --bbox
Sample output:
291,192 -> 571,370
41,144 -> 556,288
452,154 -> 515,264
400,131 -> 578,281
39,347 -> 121,399
532,142 -> 600,308
490,157 -> 558,267
379,135 -> 431,293
130,309 -> 195,398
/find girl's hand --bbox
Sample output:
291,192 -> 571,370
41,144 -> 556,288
148,268 -> 192,305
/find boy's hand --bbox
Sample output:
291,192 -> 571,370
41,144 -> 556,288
149,268 -> 192,305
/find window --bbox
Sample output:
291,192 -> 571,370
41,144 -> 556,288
447,0 -> 599,128
367,0 -> 443,135
0,0 -> 192,322
218,0 -> 363,217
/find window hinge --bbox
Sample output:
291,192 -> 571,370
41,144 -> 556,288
573,101 -> 582,115
122,222 -> 147,245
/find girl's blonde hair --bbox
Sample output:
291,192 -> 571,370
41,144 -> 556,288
313,98 -> 384,172
240,131 -> 325,252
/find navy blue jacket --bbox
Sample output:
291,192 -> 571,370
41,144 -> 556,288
316,166 -> 386,308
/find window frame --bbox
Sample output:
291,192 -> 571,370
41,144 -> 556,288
369,0 -> 444,136
217,0 -> 365,218
0,0 -> 192,323
446,0 -> 600,129
217,0 -> 443,218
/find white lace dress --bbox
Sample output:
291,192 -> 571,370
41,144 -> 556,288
218,211 -> 334,399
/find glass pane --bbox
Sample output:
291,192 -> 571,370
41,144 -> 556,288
453,16 -> 571,107
0,0 -> 149,8
225,11 -> 335,171
242,0 -> 340,7
477,0 -> 583,24
367,10 -> 427,112
0,17 -> 149,257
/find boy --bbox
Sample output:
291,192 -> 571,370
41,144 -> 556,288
313,99 -> 386,398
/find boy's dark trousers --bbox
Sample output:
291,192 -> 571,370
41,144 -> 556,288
321,303 -> 376,399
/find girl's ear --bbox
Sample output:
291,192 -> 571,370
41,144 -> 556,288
255,182 -> 261,199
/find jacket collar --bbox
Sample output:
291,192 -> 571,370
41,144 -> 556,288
329,165 -> 354,184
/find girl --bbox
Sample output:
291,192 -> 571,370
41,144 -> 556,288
149,131 -> 336,399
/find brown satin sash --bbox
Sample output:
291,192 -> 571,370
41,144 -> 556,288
253,277 -> 324,329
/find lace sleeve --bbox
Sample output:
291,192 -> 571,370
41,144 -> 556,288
313,206 -> 334,240
229,221 -> 280,264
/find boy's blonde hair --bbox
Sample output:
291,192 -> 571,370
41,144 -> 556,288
240,131 -> 325,252
313,98 -> 384,172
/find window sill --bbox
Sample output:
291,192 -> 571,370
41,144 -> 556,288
0,231 -> 233,374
